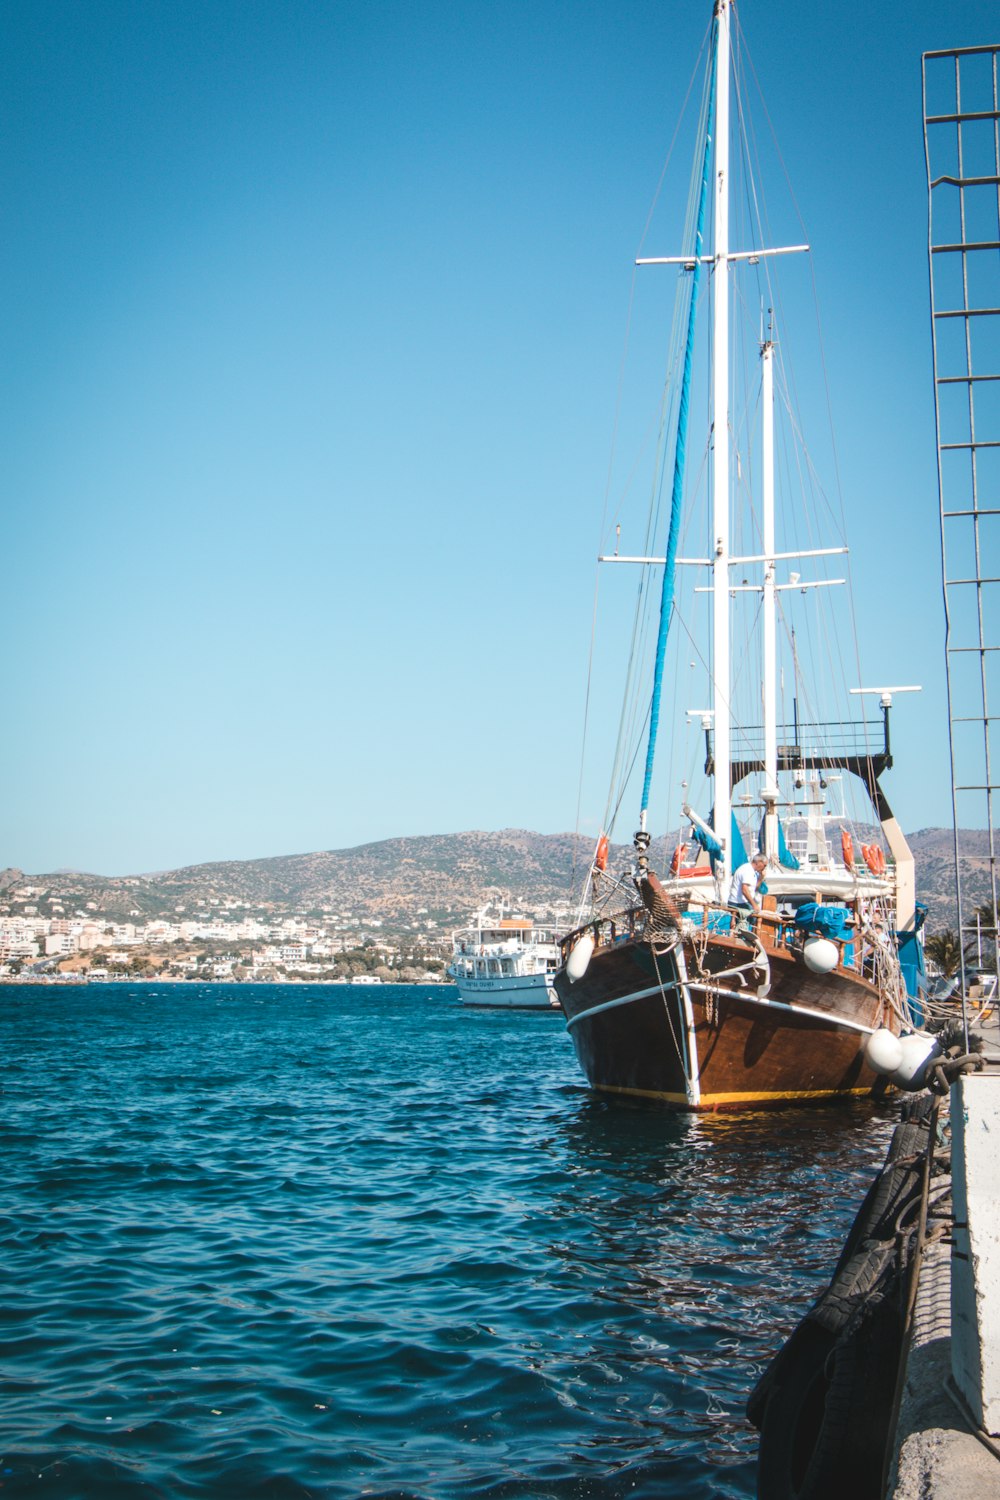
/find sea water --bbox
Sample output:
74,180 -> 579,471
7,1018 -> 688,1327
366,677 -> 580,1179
0,983 -> 896,1499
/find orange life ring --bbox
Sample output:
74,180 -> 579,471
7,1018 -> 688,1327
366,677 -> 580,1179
594,835 -> 609,872
841,830 -> 854,870
862,843 -> 886,876
670,842 -> 688,875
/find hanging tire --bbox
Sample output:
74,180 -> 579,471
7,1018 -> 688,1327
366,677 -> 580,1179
755,1292 -> 903,1500
828,1118 -> 928,1281
752,1129 -> 920,1499
755,1331 -> 836,1500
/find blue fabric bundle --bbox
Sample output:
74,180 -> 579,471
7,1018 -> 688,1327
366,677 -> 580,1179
794,902 -> 851,941
691,812 -> 747,873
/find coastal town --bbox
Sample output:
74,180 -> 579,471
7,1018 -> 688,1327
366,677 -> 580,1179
0,881 -> 453,984
0,830 -> 596,986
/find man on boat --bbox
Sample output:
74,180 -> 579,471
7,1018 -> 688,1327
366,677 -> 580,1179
728,853 -> 767,914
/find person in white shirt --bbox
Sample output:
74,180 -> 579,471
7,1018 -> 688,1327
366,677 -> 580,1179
728,853 -> 767,911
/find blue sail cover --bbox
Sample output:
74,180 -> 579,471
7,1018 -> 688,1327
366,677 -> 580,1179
777,820 -> 800,870
731,815 -> 748,871
639,21 -> 718,822
757,813 -> 801,870
691,823 -> 722,865
691,812 -> 747,874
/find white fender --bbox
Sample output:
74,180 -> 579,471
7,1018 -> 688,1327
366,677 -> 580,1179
864,1028 -> 904,1077
802,936 -> 839,974
889,1032 -> 941,1092
566,932 -> 595,984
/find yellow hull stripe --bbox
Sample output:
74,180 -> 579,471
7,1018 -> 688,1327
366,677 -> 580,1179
699,1086 -> 873,1105
596,1083 -> 873,1106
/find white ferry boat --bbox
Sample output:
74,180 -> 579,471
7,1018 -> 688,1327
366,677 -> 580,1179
448,906 -> 561,1010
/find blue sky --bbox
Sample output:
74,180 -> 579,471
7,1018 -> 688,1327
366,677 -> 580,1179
3,0 -> 997,877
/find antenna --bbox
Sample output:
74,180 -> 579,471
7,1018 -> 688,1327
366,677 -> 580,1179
849,686 -> 922,707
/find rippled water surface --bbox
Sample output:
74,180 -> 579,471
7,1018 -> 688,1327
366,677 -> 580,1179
0,983 -> 897,1498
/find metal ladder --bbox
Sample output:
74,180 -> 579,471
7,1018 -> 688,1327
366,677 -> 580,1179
924,44 -> 1000,1007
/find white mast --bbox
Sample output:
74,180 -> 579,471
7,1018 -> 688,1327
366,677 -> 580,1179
711,0 -> 732,884
761,337 -> 779,861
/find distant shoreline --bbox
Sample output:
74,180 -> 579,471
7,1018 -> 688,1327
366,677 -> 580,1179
0,977 -> 457,989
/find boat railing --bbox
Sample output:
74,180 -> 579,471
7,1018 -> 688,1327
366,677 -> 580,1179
727,716 -> 888,763
558,906 -> 654,963
561,900 -> 863,977
455,938 -> 522,957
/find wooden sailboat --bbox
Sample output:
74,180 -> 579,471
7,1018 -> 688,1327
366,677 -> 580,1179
553,0 -> 929,1111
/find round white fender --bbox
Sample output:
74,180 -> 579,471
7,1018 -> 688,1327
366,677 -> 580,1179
566,932 -> 595,984
888,1032 -> 941,1091
802,936 -> 839,974
864,1028 -> 904,1077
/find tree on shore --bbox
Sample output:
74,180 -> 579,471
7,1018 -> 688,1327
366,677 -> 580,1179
965,902 -> 997,963
925,930 -> 962,977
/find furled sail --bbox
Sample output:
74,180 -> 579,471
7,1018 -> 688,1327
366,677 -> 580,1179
638,17 -> 718,828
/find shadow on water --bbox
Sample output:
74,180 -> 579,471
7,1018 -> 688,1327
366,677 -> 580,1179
549,1092 -> 900,1289
514,1090 -> 900,1493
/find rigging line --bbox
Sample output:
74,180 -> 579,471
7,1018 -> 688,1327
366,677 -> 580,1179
730,92 -> 835,719
640,16 -> 718,823
746,82 -> 866,711
651,942 -> 691,1087
635,17 -> 714,260
571,562 -> 605,899
730,16 -> 783,401
600,246 -> 692,557
730,595 -> 766,759
597,269 -> 642,558
609,598 -> 660,825
607,698 -> 653,839
602,272 -> 691,556
605,570 -> 658,832
730,16 -> 765,256
606,195 -> 710,830
671,602 -> 713,687
602,22 -> 713,559
607,129 -> 708,809
772,367 -> 873,763
734,16 -> 861,700
604,567 -> 651,823
636,68 -> 713,557
773,340 -> 847,540
733,13 -> 812,288
661,574 -> 689,833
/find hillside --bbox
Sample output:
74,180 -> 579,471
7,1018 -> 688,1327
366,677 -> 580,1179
0,826 -> 990,934
905,827 -> 995,933
1,830 -> 615,930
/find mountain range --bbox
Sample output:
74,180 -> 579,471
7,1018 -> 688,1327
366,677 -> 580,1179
1,826 -> 992,935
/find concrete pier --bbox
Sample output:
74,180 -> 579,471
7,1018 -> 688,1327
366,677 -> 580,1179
887,1026 -> 1000,1497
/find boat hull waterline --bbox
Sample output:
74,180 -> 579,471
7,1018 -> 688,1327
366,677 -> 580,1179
457,971 -> 558,1010
555,921 -> 894,1111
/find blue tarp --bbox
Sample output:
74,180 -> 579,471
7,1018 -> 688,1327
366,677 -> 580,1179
794,902 -> 852,942
897,902 -> 927,1021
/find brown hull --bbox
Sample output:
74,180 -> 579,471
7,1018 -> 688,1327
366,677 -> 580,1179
555,925 -> 894,1111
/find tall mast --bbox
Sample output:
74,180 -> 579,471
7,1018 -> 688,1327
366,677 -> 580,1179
761,336 -> 779,861
711,0 -> 731,882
